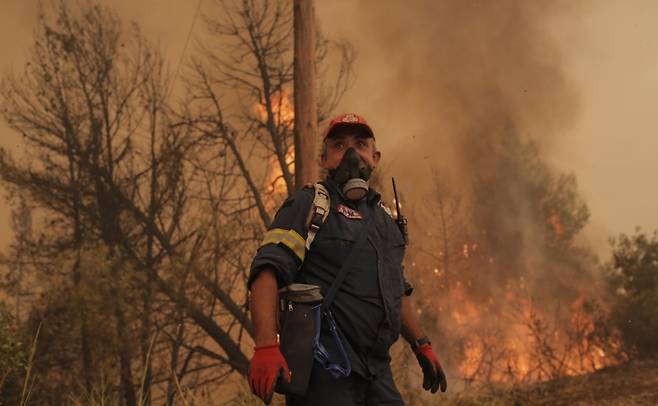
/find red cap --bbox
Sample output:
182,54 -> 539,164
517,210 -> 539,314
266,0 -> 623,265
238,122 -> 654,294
324,113 -> 375,140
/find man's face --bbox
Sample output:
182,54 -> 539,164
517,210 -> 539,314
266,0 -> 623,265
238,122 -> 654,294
321,132 -> 381,170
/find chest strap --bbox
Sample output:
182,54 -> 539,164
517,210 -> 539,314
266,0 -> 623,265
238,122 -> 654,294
305,183 -> 331,250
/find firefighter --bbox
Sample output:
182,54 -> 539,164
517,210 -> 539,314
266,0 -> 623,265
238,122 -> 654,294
248,113 -> 446,405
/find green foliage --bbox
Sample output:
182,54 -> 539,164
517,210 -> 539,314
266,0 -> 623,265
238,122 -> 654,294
607,229 -> 658,358
472,129 -> 590,255
463,128 -> 595,309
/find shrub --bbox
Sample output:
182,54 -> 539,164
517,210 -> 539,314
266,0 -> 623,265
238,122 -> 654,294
606,229 -> 658,358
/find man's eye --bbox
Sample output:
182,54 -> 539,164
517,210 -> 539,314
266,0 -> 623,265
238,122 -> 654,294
334,143 -> 344,149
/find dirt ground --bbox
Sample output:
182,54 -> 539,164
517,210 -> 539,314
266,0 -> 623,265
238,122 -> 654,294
445,359 -> 658,406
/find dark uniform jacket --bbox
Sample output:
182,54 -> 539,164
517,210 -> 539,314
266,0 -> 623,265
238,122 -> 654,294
249,178 -> 412,379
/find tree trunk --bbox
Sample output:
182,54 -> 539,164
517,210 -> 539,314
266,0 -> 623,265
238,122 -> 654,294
109,253 -> 138,406
139,260 -> 153,405
72,254 -> 94,394
293,0 -> 318,189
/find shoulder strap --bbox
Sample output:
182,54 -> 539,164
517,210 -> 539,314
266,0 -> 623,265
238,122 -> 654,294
378,201 -> 394,218
305,183 -> 330,250
321,215 -> 376,311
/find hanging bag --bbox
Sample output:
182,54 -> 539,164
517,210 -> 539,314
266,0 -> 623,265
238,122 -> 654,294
276,283 -> 323,395
276,214 -> 375,396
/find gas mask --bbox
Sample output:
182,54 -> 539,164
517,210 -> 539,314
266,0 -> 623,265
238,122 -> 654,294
328,147 -> 373,201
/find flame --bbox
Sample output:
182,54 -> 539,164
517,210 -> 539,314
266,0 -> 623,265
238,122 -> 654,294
254,88 -> 295,130
449,282 -> 480,326
451,291 -> 621,383
254,90 -> 621,385
255,89 -> 295,204
262,146 -> 294,213
449,211 -> 607,384
426,261 -> 622,385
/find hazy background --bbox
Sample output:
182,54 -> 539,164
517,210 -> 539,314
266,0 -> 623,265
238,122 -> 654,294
1,0 -> 658,257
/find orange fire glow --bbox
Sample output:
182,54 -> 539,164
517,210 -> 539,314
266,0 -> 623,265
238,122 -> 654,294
256,90 -> 619,386
254,88 -> 295,130
264,147 -> 294,200
426,243 -> 621,384
256,89 -> 295,203
452,288 -> 620,383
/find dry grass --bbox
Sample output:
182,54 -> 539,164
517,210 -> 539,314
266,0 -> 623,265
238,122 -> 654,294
431,358 -> 658,406
510,358 -> 658,406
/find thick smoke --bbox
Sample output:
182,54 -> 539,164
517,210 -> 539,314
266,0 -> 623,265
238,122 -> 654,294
321,0 -> 581,173
320,0 -> 613,386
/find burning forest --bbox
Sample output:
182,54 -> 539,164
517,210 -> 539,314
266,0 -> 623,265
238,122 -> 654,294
1,1 -> 657,405
319,0 -> 651,402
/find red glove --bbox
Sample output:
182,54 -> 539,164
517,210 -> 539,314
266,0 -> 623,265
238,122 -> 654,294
414,343 -> 447,393
249,344 -> 291,404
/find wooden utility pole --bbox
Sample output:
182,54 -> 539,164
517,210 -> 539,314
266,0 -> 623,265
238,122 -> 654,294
293,0 -> 318,188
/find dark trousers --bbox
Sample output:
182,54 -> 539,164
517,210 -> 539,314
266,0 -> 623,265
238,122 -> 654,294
286,361 -> 404,406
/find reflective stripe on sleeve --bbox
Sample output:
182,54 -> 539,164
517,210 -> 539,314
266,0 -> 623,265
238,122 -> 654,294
260,228 -> 306,262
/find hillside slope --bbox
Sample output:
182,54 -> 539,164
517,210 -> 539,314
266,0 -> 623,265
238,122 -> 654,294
448,359 -> 658,406
522,359 -> 658,405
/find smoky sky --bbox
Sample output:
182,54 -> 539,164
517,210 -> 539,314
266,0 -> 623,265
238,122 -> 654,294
3,1 -> 658,253
317,0 -> 658,256
314,3 -> 614,378
318,0 -> 583,192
